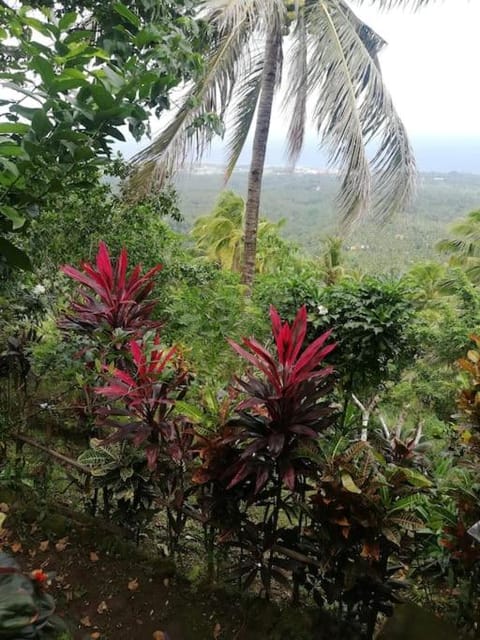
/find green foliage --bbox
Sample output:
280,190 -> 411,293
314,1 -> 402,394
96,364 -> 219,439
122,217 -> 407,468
161,262 -> 266,383
78,440 -> 157,530
312,278 -> 416,393
192,190 -> 293,274
0,0 -> 203,269
253,260 -> 322,320
25,169 -> 182,272
437,209 -> 480,283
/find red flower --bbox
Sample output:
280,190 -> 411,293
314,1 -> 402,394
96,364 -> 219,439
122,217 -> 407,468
31,569 -> 48,585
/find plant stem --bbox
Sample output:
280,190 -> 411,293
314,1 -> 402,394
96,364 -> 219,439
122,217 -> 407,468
266,473 -> 282,601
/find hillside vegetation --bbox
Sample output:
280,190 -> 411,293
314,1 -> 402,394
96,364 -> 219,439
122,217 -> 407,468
175,170 -> 480,272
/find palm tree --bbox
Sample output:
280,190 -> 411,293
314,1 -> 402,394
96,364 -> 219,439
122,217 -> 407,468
133,0 -> 432,290
192,190 -> 288,273
318,236 -> 345,285
437,210 -> 480,284
403,261 -> 448,308
193,191 -> 245,271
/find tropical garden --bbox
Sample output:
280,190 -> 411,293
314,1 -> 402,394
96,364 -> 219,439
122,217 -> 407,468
0,0 -> 479,639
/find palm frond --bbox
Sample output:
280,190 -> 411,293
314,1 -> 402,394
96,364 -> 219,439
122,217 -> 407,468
306,0 -> 415,226
204,0 -> 287,33
352,0 -> 439,10
224,53 -> 265,180
283,6 -> 308,165
129,17 -> 255,193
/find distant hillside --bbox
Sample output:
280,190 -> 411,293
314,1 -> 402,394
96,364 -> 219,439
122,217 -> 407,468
173,170 -> 480,274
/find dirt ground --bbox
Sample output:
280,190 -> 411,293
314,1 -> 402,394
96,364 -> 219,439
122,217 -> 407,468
0,491 -> 248,640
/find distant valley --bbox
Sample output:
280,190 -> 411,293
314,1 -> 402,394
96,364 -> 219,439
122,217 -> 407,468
173,169 -> 480,275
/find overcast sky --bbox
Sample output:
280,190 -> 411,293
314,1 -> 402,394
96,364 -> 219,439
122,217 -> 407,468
144,1 -> 480,171
266,0 -> 480,141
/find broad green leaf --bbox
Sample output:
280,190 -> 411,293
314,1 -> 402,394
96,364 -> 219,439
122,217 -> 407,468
31,110 -> 51,137
10,105 -> 39,120
399,467 -> 432,488
0,157 -> 19,177
0,237 -> 32,270
21,16 -> 53,38
103,126 -> 126,141
0,206 -> 26,230
113,3 -> 141,28
31,56 -> 56,87
52,77 -> 88,92
0,143 -> 24,157
102,66 -> 125,91
0,123 -> 30,135
90,84 -> 116,109
59,12 -> 77,31
63,30 -> 93,45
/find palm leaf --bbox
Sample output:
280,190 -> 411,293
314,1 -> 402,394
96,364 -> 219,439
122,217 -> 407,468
224,52 -> 265,179
130,17 -> 254,192
353,0 -> 438,9
305,0 -> 415,226
283,5 -> 308,165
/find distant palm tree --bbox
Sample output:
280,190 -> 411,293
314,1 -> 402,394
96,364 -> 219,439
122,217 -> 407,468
192,190 -> 287,273
318,236 -> 345,285
437,210 -> 480,284
403,261 -> 448,307
134,0 -> 432,289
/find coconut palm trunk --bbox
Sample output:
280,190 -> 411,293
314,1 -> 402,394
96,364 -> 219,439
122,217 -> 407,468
242,31 -> 281,291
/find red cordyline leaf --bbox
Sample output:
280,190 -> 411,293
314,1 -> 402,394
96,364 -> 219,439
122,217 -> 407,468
60,242 -> 162,334
222,305 -> 336,492
229,305 -> 335,394
270,305 -> 307,367
95,338 -> 190,465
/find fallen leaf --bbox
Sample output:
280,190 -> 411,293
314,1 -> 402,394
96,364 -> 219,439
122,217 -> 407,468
163,578 -> 169,588
153,632 -> 166,640
90,551 -> 99,562
0,503 -> 9,513
128,578 -> 139,592
55,537 -> 69,552
39,540 -> 49,552
97,600 -> 108,614
91,633 -> 101,639
213,623 -> 222,639
28,549 -> 37,558
0,513 -> 7,530
80,616 -> 92,627
30,523 -> 38,534
10,542 -> 22,553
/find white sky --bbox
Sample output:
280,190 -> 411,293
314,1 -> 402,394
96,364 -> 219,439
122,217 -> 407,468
140,1 -> 480,171
267,0 -> 480,141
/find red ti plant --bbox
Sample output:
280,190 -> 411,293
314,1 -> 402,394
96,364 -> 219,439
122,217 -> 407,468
225,305 -> 336,493
95,336 -> 190,470
59,242 -> 162,336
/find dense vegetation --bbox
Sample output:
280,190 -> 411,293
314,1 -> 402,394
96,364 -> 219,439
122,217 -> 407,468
1,1 -> 480,639
174,170 -> 480,273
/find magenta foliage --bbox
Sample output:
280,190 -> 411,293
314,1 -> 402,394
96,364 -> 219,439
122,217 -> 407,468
59,242 -> 162,334
225,305 -> 336,492
95,337 -> 190,470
